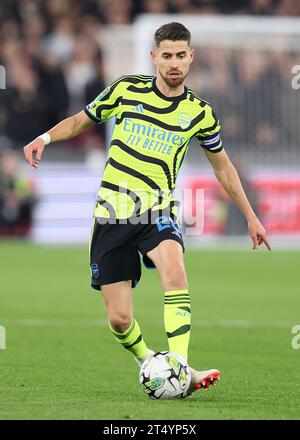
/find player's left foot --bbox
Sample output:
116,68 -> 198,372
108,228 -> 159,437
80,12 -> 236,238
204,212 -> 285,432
187,368 -> 221,396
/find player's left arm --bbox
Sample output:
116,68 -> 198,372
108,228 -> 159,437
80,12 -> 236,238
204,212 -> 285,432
204,149 -> 271,251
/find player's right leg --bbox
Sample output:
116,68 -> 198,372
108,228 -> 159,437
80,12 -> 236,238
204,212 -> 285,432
101,280 -> 154,367
89,220 -> 154,367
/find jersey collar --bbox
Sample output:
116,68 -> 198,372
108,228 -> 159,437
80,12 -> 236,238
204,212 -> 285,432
152,76 -> 187,102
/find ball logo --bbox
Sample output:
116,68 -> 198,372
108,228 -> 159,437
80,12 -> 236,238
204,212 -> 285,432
178,113 -> 192,129
145,378 -> 165,390
179,369 -> 188,389
166,356 -> 181,375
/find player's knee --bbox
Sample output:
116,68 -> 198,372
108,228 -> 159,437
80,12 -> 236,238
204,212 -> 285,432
108,314 -> 132,334
163,266 -> 188,291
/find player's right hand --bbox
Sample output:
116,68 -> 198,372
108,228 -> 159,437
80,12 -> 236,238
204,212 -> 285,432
23,137 -> 45,169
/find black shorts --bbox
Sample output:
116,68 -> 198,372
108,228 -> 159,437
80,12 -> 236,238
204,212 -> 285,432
89,205 -> 185,290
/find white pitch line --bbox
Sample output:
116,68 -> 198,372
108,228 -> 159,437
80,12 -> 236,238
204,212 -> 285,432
0,318 -> 294,329
1,318 -> 107,327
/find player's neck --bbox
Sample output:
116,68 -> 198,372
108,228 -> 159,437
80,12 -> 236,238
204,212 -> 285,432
155,76 -> 185,98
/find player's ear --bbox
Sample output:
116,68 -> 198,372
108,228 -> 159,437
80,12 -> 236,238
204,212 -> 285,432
150,49 -> 157,66
190,48 -> 195,64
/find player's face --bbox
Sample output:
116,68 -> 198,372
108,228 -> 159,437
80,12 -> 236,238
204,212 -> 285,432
151,40 -> 195,88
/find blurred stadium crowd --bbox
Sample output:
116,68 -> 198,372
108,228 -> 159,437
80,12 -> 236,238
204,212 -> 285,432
1,0 -> 300,153
0,0 -> 299,239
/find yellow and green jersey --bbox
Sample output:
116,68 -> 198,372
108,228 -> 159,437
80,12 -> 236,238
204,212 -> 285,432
84,74 -> 223,220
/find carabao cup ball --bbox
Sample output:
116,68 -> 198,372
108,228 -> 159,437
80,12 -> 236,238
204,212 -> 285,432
139,351 -> 191,400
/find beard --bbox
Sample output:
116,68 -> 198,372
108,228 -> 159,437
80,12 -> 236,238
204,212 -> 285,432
160,69 -> 187,89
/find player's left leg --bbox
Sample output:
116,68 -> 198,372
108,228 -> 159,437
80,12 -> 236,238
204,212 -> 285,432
146,239 -> 190,359
146,239 -> 220,394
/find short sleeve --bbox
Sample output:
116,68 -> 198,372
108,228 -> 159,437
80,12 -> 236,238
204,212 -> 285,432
84,78 -> 125,124
195,105 -> 223,153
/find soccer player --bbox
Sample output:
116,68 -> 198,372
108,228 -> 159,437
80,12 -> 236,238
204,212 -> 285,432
23,22 -> 271,395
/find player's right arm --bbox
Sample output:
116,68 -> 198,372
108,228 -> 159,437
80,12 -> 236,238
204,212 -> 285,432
23,110 -> 95,169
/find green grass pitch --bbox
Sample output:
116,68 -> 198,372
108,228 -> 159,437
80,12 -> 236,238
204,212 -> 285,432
0,241 -> 299,420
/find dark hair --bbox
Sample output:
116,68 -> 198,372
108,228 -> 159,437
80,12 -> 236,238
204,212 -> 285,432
154,22 -> 191,47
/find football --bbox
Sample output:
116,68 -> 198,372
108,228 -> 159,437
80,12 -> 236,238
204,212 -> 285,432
139,351 -> 191,400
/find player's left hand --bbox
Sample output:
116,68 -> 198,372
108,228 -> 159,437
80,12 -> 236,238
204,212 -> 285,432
248,217 -> 272,251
